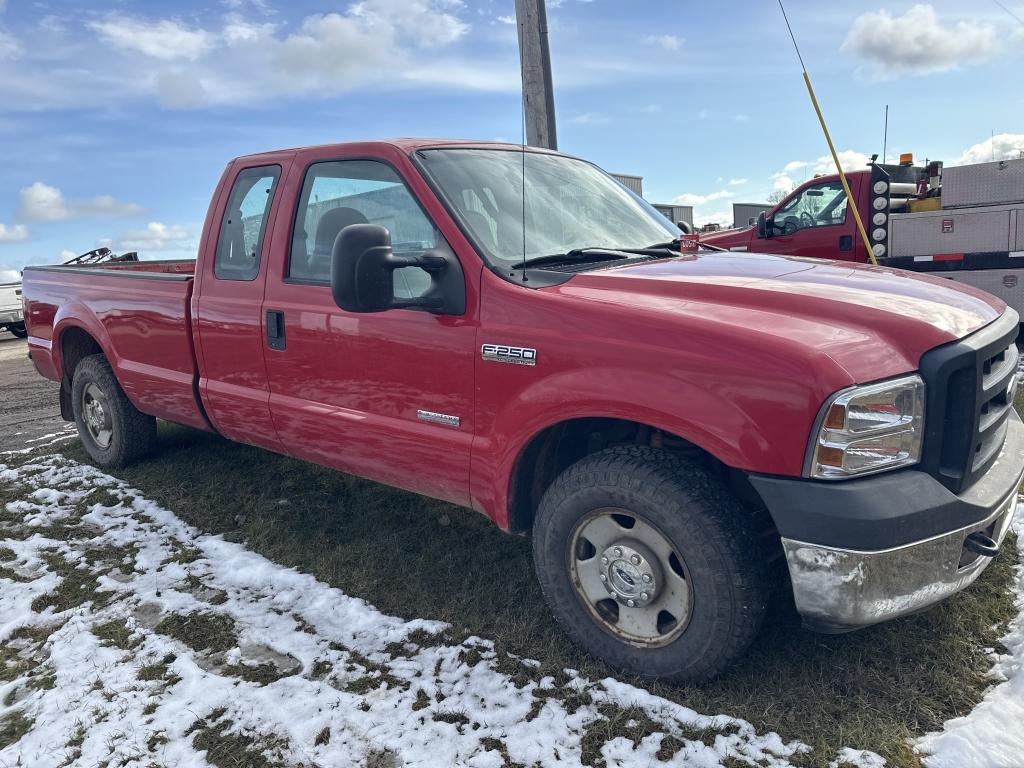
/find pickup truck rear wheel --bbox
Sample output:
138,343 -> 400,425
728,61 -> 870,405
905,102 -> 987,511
72,354 -> 157,468
8,323 -> 27,338
532,446 -> 769,683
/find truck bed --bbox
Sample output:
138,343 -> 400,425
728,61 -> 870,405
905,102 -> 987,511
22,260 -> 209,431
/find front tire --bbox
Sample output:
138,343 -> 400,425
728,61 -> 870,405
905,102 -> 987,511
8,323 -> 27,338
71,354 -> 157,468
532,446 -> 769,683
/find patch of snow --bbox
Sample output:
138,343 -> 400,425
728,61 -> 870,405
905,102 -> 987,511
916,504 -> 1024,767
0,454 -> 844,767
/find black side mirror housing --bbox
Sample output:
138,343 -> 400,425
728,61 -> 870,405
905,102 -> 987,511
331,224 -> 465,315
756,211 -> 769,239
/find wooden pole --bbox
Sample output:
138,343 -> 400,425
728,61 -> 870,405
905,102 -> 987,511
515,0 -> 558,150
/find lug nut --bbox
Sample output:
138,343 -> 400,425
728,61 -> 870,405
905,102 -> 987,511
613,547 -> 623,557
642,574 -> 652,583
640,592 -> 649,601
599,573 -> 607,582
601,556 -> 609,565
630,554 -> 641,565
626,599 -> 636,607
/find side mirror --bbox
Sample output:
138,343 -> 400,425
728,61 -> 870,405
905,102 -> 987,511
331,224 -> 463,314
756,211 -> 769,238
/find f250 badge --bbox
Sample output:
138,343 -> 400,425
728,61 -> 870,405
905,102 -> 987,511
481,344 -> 537,366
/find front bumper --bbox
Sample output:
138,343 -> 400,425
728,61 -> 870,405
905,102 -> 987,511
750,412 -> 1024,632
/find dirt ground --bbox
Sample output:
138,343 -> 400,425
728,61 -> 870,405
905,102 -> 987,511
0,332 -> 67,451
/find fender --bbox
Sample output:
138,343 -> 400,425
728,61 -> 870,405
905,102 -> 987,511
469,364 -> 819,528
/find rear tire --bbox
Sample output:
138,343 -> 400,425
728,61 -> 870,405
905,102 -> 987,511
8,323 -> 27,338
71,354 -> 157,468
532,446 -> 769,683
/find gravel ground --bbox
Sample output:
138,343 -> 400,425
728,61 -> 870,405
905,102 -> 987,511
0,333 -> 68,451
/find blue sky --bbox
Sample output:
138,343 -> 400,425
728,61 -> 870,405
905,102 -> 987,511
1,0 -> 1022,280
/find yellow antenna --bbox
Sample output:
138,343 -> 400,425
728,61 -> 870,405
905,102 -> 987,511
777,0 -> 877,266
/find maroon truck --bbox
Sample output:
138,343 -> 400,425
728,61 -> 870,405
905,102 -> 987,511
21,140 -> 1024,681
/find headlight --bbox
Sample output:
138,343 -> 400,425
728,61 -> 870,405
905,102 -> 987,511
808,374 -> 925,479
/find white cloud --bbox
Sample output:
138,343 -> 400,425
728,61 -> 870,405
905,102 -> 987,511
955,133 -> 1024,165
768,151 -> 869,195
90,18 -> 213,61
694,210 -> 733,228
843,4 -> 998,75
17,182 -> 145,222
570,111 -> 609,125
672,189 -> 734,206
0,30 -> 19,59
812,150 -> 871,175
728,178 -> 748,186
0,270 -> 20,283
496,14 -> 515,25
113,222 -> 193,252
772,174 -> 794,194
646,34 -> 682,51
733,114 -> 749,123
0,224 -> 29,243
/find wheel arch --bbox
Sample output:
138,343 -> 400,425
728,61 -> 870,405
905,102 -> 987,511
53,320 -> 108,420
505,415 -> 760,533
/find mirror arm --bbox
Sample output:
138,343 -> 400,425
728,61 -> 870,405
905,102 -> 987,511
390,252 -> 449,273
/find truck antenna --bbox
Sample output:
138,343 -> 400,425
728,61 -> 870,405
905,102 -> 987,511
992,0 -> 1024,26
518,12 -> 528,281
777,0 -> 878,266
882,104 -> 888,163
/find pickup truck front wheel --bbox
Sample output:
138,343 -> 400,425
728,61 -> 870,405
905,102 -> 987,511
533,446 -> 769,683
72,354 -> 157,468
7,323 -> 27,338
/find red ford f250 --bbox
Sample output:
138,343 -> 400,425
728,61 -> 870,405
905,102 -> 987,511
21,140 -> 1024,682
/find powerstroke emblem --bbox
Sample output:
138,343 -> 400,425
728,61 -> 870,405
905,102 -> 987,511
481,344 -> 538,366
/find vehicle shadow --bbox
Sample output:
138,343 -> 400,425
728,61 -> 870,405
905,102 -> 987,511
56,422 -> 1017,764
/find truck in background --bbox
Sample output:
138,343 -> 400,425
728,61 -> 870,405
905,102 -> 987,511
703,156 -> 1024,317
0,281 -> 25,337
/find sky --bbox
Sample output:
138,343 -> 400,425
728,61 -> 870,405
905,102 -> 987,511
0,0 -> 1022,281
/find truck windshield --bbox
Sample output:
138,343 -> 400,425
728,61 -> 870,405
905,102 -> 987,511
417,148 -> 679,269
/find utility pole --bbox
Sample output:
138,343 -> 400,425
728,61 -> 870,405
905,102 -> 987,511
515,0 -> 558,150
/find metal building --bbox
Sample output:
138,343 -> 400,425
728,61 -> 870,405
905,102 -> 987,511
611,173 -> 644,197
652,204 -> 694,229
732,203 -> 769,230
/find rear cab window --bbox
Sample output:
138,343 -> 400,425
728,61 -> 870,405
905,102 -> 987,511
214,165 -> 281,281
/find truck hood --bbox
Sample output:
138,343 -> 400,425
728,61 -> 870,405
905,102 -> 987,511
559,251 -> 1004,382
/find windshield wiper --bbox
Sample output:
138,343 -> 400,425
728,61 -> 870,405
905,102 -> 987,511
515,248 -> 631,270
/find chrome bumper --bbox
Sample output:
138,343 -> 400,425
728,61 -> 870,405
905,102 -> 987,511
0,308 -> 22,324
782,489 -> 1018,632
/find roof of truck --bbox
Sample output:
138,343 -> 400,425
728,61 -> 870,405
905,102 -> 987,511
236,138 -> 566,161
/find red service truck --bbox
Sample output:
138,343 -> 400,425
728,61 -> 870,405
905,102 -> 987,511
21,140 -> 1024,681
703,156 -> 1024,316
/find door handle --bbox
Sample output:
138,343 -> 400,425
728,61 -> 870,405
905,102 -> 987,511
266,310 -> 286,351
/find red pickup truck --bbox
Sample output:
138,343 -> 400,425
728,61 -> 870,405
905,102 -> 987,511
22,139 -> 1024,682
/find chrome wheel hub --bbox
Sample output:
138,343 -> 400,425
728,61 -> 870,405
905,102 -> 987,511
81,383 -> 113,448
569,508 -> 692,646
599,543 -> 659,606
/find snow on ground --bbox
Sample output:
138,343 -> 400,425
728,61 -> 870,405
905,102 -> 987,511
0,453 -> 826,767
916,508 -> 1024,767
1,451 -> 1022,768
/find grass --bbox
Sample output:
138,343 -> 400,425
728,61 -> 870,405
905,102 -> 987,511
52,419 -> 1024,767
0,711 -> 33,750
154,611 -> 238,654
